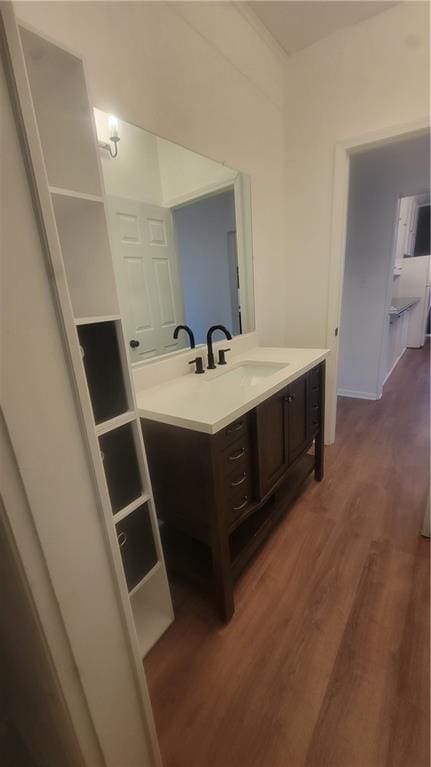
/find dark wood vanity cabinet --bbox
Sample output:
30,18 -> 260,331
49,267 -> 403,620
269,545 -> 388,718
254,366 -> 323,497
142,361 -> 325,622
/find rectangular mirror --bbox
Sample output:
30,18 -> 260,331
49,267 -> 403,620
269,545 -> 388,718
94,109 -> 255,363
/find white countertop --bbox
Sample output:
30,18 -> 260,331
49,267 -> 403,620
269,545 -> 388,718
136,346 -> 329,434
389,296 -> 421,316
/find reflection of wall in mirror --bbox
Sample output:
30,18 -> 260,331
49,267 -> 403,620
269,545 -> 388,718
173,191 -> 240,345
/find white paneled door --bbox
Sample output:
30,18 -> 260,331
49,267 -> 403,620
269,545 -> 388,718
107,196 -> 185,361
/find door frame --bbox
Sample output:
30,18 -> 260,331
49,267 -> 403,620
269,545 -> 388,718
324,117 -> 430,444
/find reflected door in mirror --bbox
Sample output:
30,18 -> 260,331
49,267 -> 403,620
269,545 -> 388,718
107,196 -> 185,361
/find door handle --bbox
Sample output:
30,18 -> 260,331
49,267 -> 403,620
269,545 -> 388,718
130,339 -> 140,349
229,447 -> 246,461
226,420 -> 243,435
232,496 -> 248,512
231,472 -> 246,487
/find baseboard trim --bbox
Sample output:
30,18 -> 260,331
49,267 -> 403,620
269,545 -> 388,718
337,389 -> 381,400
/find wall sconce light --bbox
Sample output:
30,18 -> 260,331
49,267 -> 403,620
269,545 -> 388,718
98,115 -> 120,158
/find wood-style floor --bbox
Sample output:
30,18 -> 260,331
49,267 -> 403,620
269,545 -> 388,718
145,343 -> 430,767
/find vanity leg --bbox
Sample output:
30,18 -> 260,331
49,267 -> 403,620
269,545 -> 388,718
315,427 -> 324,482
315,359 -> 325,482
211,527 -> 234,622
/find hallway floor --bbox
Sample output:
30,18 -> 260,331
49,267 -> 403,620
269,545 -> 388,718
145,343 -> 430,767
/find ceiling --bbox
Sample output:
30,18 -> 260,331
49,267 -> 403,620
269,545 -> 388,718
247,1 -> 398,55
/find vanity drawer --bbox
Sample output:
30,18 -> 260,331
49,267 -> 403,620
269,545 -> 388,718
309,403 -> 321,432
216,414 -> 249,451
227,467 -> 249,495
221,437 -> 250,477
309,366 -> 321,395
225,473 -> 253,522
307,364 -> 323,434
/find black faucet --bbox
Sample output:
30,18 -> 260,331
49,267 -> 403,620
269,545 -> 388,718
173,324 -> 195,349
206,325 -> 232,369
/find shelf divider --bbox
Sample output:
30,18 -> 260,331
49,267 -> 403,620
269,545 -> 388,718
113,493 -> 151,524
75,315 -> 121,326
49,186 -> 104,203
95,411 -> 136,436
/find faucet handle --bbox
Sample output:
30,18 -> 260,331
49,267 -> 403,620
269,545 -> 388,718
218,348 -> 231,365
189,356 -> 205,374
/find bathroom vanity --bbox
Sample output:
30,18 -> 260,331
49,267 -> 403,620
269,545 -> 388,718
138,347 -> 327,620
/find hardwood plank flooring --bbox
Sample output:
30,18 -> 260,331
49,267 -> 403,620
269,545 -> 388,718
145,343 -> 430,767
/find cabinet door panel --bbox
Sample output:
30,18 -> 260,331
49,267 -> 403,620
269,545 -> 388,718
255,389 -> 288,498
287,374 -> 308,465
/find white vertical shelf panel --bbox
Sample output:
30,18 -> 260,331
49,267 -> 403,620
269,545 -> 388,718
4,11 -> 174,766
17,23 -> 174,656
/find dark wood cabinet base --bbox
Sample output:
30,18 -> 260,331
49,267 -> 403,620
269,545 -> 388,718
143,361 -> 325,621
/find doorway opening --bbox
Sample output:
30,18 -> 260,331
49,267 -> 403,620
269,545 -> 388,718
336,135 -> 430,404
325,122 -> 430,443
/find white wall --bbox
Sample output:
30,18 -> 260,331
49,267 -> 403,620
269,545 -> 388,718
338,133 -> 430,398
94,107 -> 238,207
174,190 -> 237,343
284,1 -> 430,350
16,0 -> 288,346
94,108 -> 163,205
157,137 -> 237,205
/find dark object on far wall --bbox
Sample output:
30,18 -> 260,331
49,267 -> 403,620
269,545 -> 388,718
414,204 -> 431,256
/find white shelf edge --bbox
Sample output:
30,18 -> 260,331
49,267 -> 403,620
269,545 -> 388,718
95,410 -> 136,436
113,493 -> 152,524
49,186 -> 104,203
128,561 -> 161,599
74,315 -> 121,326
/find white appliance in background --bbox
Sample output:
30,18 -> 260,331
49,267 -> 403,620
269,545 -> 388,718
394,255 -> 430,347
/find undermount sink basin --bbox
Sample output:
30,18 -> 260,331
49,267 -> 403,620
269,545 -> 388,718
207,361 -> 288,388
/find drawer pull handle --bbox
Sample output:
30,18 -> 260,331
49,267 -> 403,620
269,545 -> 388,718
312,404 -> 319,410
233,496 -> 248,512
312,386 -> 319,392
229,447 -> 245,461
231,472 -> 246,487
227,420 -> 243,434
312,420 -> 319,427
117,532 -> 127,547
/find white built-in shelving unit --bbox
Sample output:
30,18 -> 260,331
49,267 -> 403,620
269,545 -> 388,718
12,23 -> 174,660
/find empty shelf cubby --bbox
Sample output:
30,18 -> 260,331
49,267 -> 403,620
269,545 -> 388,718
52,194 -> 119,320
116,504 -> 158,593
78,321 -> 129,425
20,27 -> 102,197
99,423 -> 143,514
